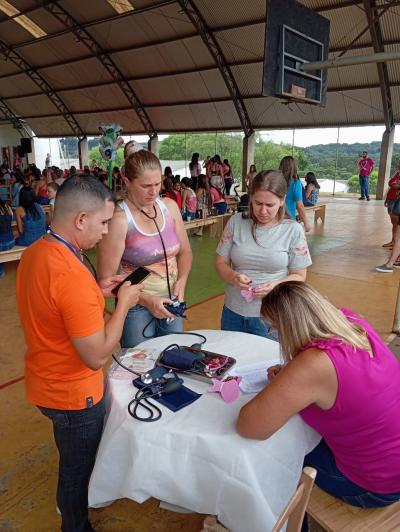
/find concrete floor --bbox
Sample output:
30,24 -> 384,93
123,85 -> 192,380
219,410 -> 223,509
0,198 -> 398,531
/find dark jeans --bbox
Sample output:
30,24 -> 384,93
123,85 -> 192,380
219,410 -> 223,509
38,398 -> 106,532
304,439 -> 400,507
215,201 -> 227,215
359,175 -> 369,198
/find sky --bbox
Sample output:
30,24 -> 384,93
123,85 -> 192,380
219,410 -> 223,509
122,125 -> 396,148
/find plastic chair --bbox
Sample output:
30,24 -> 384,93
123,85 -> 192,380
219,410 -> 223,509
272,466 -> 317,532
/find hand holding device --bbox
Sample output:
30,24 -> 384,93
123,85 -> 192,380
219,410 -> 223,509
117,282 -> 143,310
164,295 -> 187,320
111,266 -> 151,296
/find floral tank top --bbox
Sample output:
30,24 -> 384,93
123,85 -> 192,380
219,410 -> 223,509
119,198 -> 181,297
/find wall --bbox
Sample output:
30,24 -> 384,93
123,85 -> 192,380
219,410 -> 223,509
29,137 -> 61,170
0,124 -> 22,166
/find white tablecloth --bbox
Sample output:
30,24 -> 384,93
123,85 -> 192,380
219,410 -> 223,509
89,330 -> 321,532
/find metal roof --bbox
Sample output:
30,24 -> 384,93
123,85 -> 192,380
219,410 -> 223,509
0,0 -> 399,137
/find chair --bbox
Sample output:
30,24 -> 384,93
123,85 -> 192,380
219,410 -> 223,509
272,466 -> 317,532
200,467 -> 317,532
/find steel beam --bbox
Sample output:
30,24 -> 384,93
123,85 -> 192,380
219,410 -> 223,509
0,39 -> 85,139
0,98 -> 32,138
176,0 -> 253,137
363,0 -> 394,130
39,1 -> 157,139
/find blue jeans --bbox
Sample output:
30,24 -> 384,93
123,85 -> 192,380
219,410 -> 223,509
304,439 -> 400,507
38,398 -> 105,532
183,211 -> 196,221
0,238 -> 15,278
359,175 -> 369,198
221,305 -> 278,341
215,202 -> 227,215
121,304 -> 183,348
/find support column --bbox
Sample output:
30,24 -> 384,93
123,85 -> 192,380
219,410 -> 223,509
147,135 -> 159,156
78,136 -> 88,169
242,132 -> 255,191
376,126 -> 395,199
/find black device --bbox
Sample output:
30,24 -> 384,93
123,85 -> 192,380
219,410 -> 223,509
20,137 -> 32,154
164,295 -> 186,319
111,266 -> 151,296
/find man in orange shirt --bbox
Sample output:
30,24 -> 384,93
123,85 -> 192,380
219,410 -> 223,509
16,176 -> 142,532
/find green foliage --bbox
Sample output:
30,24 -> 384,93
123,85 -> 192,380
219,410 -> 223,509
88,146 -> 125,169
347,170 -> 378,194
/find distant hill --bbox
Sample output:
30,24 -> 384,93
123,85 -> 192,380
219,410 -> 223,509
303,141 -> 400,180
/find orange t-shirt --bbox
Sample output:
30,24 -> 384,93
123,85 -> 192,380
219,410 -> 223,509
16,238 -> 105,410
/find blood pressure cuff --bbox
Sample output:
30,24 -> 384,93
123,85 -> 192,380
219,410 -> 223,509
159,347 -> 203,370
132,375 -> 201,412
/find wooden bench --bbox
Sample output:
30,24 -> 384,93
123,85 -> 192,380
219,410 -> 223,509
305,203 -> 326,223
0,245 -> 26,264
307,485 -> 400,532
225,195 -> 238,212
184,213 -> 232,238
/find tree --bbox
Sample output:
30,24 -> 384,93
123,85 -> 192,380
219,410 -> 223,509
347,170 -> 378,194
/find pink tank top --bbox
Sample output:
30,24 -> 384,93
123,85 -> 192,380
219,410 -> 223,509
300,308 -> 400,493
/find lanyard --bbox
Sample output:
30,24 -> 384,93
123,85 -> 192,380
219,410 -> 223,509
47,228 -> 97,280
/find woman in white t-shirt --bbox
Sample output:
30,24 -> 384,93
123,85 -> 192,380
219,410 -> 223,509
216,170 -> 312,339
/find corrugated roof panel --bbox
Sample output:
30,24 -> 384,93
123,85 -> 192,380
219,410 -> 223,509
322,5 -> 371,52
196,0 -> 266,29
112,36 -> 213,78
57,0 -> 116,24
131,69 -> 229,105
76,109 -> 145,135
88,5 -> 193,50
380,3 -> 400,44
246,87 -> 384,129
231,62 -> 263,96
17,34 -> 92,67
147,101 -> 241,131
389,86 -> 400,123
6,94 -> 60,117
216,23 -> 265,63
0,73 -> 41,98
327,63 -> 380,90
383,43 -> 400,84
26,115 -> 78,137
59,85 -> 130,113
39,58 -> 114,90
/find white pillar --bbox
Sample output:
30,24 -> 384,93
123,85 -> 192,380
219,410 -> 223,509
242,132 -> 255,191
376,127 -> 395,200
147,135 -> 159,156
78,137 -> 89,169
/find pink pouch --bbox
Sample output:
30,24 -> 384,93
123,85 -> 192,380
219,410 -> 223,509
241,287 -> 255,303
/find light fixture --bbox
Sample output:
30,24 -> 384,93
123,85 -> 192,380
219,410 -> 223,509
106,0 -> 135,15
0,0 -> 47,38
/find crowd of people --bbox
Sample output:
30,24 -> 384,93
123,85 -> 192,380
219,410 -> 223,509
2,144 -> 399,532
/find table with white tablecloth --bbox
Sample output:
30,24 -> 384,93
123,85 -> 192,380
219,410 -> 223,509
89,330 -> 321,532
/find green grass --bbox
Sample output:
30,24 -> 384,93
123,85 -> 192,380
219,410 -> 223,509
86,235 -> 224,312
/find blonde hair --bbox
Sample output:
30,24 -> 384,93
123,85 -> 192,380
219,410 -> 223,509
261,281 -> 371,362
279,156 -> 298,185
124,149 -> 162,182
244,170 -> 287,243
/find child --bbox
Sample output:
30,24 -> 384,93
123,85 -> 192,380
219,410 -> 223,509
47,181 -> 59,221
15,187 -> 46,246
181,177 -> 197,221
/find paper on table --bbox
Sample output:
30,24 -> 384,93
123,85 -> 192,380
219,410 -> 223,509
230,359 -> 281,394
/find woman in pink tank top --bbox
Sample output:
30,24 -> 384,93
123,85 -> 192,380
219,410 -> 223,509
97,150 -> 192,347
237,281 -> 400,513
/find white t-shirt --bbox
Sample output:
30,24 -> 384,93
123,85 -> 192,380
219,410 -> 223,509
216,213 -> 312,317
